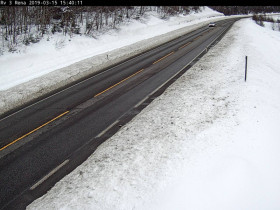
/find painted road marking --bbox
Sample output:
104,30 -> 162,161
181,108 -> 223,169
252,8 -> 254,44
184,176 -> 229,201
30,159 -> 69,190
153,51 -> 174,65
0,37 -> 172,123
0,111 -> 69,151
193,36 -> 201,41
134,96 -> 149,108
94,69 -> 144,97
179,42 -> 191,49
96,120 -> 120,138
133,38 -> 216,109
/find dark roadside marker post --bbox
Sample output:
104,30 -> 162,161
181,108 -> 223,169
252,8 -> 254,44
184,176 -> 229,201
245,56 -> 248,82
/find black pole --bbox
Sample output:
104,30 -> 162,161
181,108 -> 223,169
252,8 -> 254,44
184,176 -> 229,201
245,56 -> 248,82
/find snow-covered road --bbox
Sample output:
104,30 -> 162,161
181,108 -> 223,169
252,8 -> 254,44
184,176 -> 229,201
27,18 -> 280,210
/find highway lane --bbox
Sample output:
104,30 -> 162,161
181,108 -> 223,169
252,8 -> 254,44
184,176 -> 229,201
0,19 -> 234,149
0,18 -> 239,209
0,24 -> 216,146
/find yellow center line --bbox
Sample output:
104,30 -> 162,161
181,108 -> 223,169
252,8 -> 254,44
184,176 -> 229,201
0,111 -> 69,151
153,51 -> 174,65
193,36 -> 201,41
94,68 -> 144,97
179,42 -> 191,49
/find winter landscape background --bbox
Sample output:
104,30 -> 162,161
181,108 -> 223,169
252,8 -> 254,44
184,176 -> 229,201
0,6 -> 280,210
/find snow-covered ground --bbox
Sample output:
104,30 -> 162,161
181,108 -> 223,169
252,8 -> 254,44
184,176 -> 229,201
261,14 -> 280,31
1,7 -> 237,115
0,7 -> 223,91
263,20 -> 280,31
27,17 -> 280,210
264,13 -> 280,20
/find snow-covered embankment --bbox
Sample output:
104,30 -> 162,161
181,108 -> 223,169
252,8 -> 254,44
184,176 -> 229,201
27,18 -> 280,210
0,8 -> 231,116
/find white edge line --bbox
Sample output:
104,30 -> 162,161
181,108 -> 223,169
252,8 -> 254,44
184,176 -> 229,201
0,29 -> 191,122
132,37 -> 215,109
0,20 -> 231,122
0,45 -> 165,122
28,27 -> 228,191
206,24 -> 230,49
0,63 -> 118,122
134,96 -> 149,108
30,159 -> 69,190
96,120 -> 120,138
1,21 -> 232,123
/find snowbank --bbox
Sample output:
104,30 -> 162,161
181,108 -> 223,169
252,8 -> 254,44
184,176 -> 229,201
1,7 -> 238,116
138,18 -> 280,210
27,18 -> 280,210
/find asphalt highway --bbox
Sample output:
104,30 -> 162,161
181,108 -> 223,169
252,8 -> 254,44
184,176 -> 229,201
0,18 -> 240,209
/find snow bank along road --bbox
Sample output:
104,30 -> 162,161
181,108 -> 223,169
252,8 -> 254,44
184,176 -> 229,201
0,18 -> 240,209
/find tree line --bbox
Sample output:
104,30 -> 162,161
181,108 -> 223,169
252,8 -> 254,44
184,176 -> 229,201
252,14 -> 280,30
0,6 -> 201,53
209,6 -> 280,15
1,6 -> 280,54
209,6 -> 280,31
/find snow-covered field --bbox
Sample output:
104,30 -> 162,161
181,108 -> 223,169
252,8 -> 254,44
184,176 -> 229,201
261,14 -> 280,31
264,13 -> 280,21
27,16 -> 280,210
0,7 -> 232,115
263,21 -> 280,31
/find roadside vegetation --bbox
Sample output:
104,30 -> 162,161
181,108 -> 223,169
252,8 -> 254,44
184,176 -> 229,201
1,6 -> 280,55
209,6 -> 280,31
209,6 -> 280,15
252,14 -> 280,31
0,6 -> 201,54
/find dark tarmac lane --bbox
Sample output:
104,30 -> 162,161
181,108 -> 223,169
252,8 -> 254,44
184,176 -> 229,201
0,18 -> 240,210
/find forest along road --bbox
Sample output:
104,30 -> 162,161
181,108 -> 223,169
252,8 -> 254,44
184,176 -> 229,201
0,18 -> 241,210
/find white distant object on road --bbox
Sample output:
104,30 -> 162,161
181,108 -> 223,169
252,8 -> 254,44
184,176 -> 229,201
209,22 -> 216,27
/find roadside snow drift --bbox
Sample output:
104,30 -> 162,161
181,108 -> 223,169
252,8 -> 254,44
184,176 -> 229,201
0,7 -> 229,115
27,18 -> 280,210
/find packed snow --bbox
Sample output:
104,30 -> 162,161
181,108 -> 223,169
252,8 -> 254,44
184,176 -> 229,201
27,17 -> 280,210
0,7 -> 234,115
